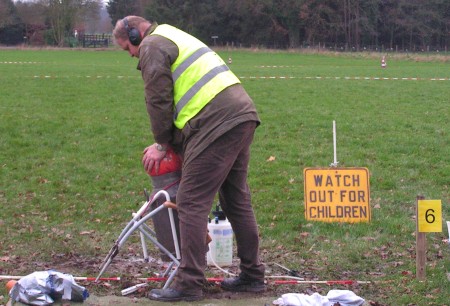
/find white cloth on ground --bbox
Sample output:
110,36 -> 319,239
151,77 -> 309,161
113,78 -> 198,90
272,289 -> 365,306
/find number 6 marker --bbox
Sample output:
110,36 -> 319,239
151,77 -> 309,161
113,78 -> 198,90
418,200 -> 442,232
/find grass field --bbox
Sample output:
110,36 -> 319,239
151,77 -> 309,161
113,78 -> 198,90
0,48 -> 449,304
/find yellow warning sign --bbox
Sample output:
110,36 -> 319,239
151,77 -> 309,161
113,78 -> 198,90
417,200 -> 442,232
304,167 -> 370,223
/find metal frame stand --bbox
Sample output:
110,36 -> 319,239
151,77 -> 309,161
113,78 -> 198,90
96,190 -> 181,290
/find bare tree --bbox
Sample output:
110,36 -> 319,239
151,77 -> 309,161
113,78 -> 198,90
40,0 -> 101,46
0,0 -> 16,27
79,0 -> 104,33
15,0 -> 47,44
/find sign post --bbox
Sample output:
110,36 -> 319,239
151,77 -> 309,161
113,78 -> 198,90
416,195 -> 426,280
304,121 -> 370,223
416,196 -> 442,280
211,35 -> 218,46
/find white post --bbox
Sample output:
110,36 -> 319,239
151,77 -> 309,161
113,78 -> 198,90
330,120 -> 339,167
447,221 -> 450,245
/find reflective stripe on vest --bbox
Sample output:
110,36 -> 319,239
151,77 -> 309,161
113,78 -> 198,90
151,25 -> 240,129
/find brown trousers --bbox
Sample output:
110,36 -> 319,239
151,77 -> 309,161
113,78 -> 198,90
172,121 -> 265,295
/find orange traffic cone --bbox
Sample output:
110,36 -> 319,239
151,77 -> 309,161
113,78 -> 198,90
381,56 -> 387,68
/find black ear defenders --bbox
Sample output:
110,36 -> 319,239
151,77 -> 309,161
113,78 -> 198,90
123,17 -> 142,46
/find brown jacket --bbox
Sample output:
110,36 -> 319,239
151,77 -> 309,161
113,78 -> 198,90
138,23 -> 260,164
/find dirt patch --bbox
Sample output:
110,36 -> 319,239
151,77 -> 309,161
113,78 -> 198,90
1,249 -> 378,304
1,251 -> 293,300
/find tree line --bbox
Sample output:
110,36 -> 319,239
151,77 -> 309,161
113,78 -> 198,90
1,0 -> 106,46
1,0 -> 449,52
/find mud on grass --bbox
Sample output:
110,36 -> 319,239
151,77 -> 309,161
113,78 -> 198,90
0,247 -> 376,304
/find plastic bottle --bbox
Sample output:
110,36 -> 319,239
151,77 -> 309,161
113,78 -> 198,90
207,204 -> 233,267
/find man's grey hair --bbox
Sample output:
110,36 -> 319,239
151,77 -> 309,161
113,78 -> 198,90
112,15 -> 148,41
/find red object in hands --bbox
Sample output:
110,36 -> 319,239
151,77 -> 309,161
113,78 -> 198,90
148,148 -> 182,176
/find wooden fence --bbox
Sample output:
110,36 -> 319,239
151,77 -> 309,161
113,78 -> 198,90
79,34 -> 112,48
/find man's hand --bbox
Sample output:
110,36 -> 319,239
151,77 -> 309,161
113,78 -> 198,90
142,143 -> 168,175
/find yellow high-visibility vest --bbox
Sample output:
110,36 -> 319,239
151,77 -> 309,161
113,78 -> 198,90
151,24 -> 240,129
